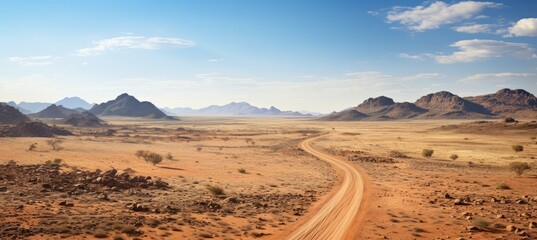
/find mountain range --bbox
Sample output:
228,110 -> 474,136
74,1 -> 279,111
7,97 -> 94,114
162,102 -> 309,117
321,88 -> 537,121
28,104 -> 82,118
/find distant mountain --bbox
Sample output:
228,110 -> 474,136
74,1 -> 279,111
5,101 -> 31,114
62,111 -> 105,127
55,97 -> 94,110
29,104 -> 80,118
164,102 -> 310,117
17,102 -> 52,113
465,88 -> 537,118
89,93 -> 169,119
320,89 -> 537,121
415,91 -> 494,119
0,103 -> 30,124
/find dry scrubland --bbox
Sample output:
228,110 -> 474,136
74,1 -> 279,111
1,117 -> 536,239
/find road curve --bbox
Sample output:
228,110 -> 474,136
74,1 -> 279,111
288,135 -> 366,240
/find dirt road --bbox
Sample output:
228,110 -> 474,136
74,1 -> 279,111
288,135 -> 367,240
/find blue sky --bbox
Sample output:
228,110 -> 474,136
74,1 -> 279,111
1,0 -> 536,113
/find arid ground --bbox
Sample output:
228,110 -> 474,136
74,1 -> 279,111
1,118 -> 536,239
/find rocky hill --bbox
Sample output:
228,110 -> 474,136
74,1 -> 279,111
356,96 -> 427,119
29,104 -> 80,119
465,88 -> 537,118
414,91 -> 494,119
0,104 -> 30,124
61,111 -> 105,127
0,121 -> 72,137
89,94 -> 168,119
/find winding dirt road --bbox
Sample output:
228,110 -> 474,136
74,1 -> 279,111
288,135 -> 368,240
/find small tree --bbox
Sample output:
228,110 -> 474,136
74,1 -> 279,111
28,143 -> 37,151
144,152 -> 163,166
135,150 -> 147,159
512,145 -> 524,152
509,162 -> 531,176
421,149 -> 434,158
46,139 -> 63,151
450,154 -> 459,160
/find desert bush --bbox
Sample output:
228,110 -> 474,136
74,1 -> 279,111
45,160 -> 52,165
509,162 -> 531,176
450,154 -> 459,160
46,138 -> 63,151
93,229 -> 108,238
531,136 -> 536,140
166,152 -> 173,160
512,145 -> 524,152
421,149 -> 434,158
197,147 -> 202,152
121,225 -> 136,234
207,185 -> 225,196
496,181 -> 511,190
144,152 -> 163,166
53,158 -> 63,165
135,150 -> 148,159
6,160 -> 17,165
123,168 -> 136,175
471,218 -> 492,230
113,235 -> 124,240
28,143 -> 37,151
238,168 -> 247,174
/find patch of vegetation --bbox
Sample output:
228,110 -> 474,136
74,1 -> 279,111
511,145 -> 524,152
450,154 -> 459,160
165,152 -> 173,160
238,168 -> 247,174
93,229 -> 108,238
53,158 -> 63,165
46,138 -> 63,151
421,149 -> 434,158
509,161 -> 531,176
135,150 -> 163,166
135,150 -> 148,159
28,143 -> 37,151
113,235 -> 124,240
471,218 -> 493,230
496,181 -> 511,190
123,168 -> 136,175
207,185 -> 225,196
197,147 -> 202,152
120,225 -> 136,235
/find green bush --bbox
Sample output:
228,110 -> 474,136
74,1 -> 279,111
145,152 -> 163,166
421,149 -> 434,157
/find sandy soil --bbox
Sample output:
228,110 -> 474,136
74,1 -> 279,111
1,117 -> 536,239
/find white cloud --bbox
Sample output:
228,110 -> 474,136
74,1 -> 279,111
8,56 -> 56,66
207,58 -> 224,62
435,39 -> 537,64
461,72 -> 536,82
505,18 -> 537,37
398,53 -> 434,61
453,24 -> 493,33
386,1 -> 501,31
76,36 -> 195,56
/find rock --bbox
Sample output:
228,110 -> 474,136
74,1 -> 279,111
128,203 -> 149,212
58,201 -> 74,207
0,186 -> 7,192
529,222 -> 536,229
461,211 -> 472,216
506,225 -> 518,232
445,193 -> 453,199
99,193 -> 109,201
516,199 -> 527,204
505,117 -> 517,123
496,214 -> 505,219
466,226 -> 478,231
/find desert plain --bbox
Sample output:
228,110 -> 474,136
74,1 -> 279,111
1,117 -> 536,240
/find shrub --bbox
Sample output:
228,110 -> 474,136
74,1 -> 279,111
121,225 -> 136,234
28,143 -> 37,151
207,185 -> 225,196
238,168 -> 247,174
135,150 -> 147,159
113,235 -> 124,240
123,168 -> 136,175
512,145 -> 524,152
421,149 -> 434,158
93,229 -> 108,238
450,154 -> 459,160
471,218 -> 492,230
53,158 -> 63,165
197,147 -> 202,152
46,139 -> 63,151
509,162 -> 531,176
144,152 -> 163,166
496,181 -> 511,190
166,152 -> 173,160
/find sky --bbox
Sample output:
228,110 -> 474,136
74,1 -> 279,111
1,0 -> 537,113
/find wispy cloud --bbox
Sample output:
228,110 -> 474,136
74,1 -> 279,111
453,24 -> 494,34
8,56 -> 56,66
386,1 -> 501,31
505,18 -> 537,37
207,58 -> 224,62
76,36 -> 195,56
435,39 -> 537,64
398,53 -> 434,61
461,72 -> 536,82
